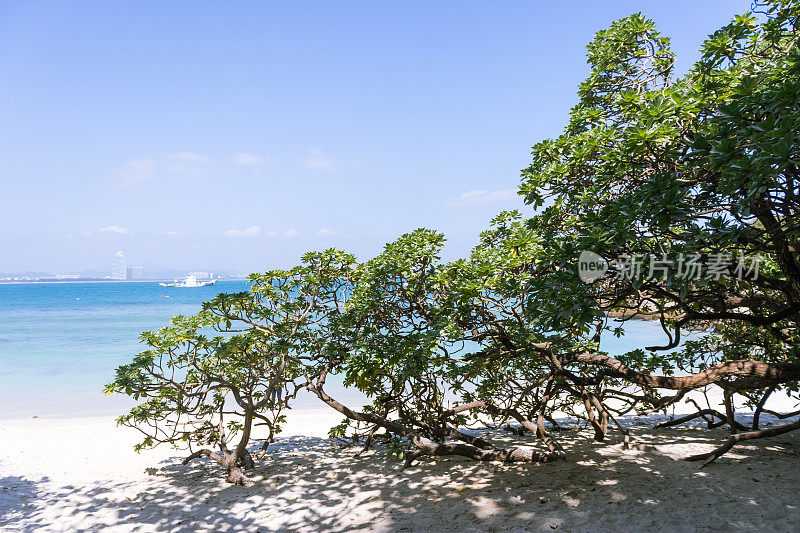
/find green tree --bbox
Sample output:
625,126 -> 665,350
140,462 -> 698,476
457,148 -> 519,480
518,1 -> 800,463
106,250 -> 355,483
312,229 -> 562,466
109,2 -> 800,477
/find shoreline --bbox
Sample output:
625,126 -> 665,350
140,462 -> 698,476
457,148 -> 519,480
3,379 -> 795,421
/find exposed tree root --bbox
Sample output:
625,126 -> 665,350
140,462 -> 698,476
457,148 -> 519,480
308,383 -> 560,469
654,409 -> 748,432
685,417 -> 800,467
402,440 -> 560,469
759,408 -> 800,420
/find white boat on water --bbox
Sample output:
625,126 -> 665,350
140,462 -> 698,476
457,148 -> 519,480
159,275 -> 218,288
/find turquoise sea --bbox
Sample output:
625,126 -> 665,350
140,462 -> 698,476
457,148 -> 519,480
0,281 -> 675,419
0,281 -> 250,418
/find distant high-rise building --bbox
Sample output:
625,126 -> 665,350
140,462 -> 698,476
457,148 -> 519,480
111,251 -> 127,280
131,266 -> 144,280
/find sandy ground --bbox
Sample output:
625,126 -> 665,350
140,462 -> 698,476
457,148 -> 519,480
1,408 -> 799,532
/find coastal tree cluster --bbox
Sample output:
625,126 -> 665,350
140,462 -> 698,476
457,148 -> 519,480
107,0 -> 800,483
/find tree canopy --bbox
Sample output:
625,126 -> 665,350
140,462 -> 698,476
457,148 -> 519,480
108,0 -> 800,482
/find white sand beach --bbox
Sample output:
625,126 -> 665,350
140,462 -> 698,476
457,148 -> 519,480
2,408 -> 799,532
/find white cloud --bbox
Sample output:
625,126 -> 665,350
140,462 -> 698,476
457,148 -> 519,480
165,230 -> 184,236
100,225 -> 132,235
114,152 -> 210,188
233,153 -> 271,166
168,152 -> 210,163
302,150 -> 362,171
445,189 -> 516,207
316,228 -> 335,237
116,158 -> 157,189
284,228 -> 299,238
166,152 -> 210,175
224,225 -> 261,238
80,225 -> 132,238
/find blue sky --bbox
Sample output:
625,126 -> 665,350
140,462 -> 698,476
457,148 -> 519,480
0,1 -> 752,273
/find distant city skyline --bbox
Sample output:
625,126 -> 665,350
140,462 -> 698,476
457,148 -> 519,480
0,250 -> 245,281
0,1 -> 753,272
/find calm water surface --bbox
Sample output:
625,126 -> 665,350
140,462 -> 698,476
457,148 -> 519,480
0,281 -> 674,418
0,281 -> 249,417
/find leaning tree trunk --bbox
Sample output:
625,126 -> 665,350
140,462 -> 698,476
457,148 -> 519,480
183,409 -> 256,484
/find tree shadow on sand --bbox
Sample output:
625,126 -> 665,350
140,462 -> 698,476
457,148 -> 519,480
1,476 -> 43,527
5,421 -> 800,532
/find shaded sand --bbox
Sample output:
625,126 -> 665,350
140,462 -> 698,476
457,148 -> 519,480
1,411 -> 799,532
